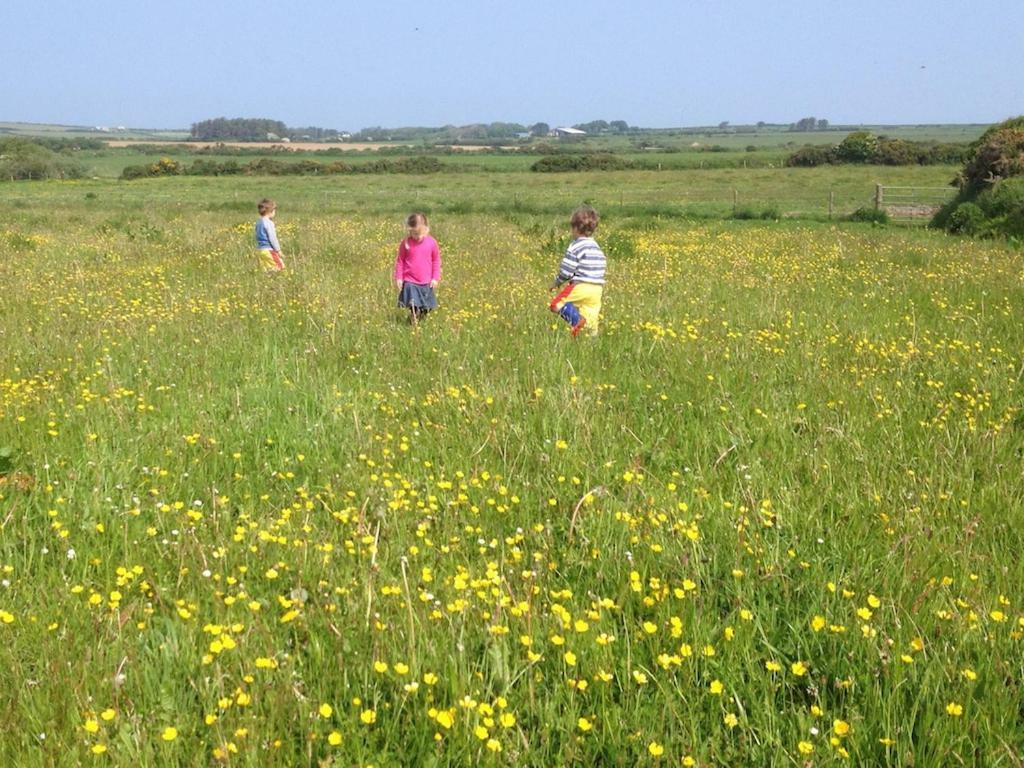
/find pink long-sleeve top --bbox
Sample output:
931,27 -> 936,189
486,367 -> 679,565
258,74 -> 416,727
394,235 -> 441,284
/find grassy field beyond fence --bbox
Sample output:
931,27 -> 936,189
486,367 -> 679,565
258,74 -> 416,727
4,164 -> 959,222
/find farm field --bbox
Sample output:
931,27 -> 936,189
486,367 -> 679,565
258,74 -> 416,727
4,165 -> 958,221
3,120 -> 985,180
1,172 -> 1023,766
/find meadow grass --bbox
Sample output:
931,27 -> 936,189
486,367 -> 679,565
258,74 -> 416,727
5,163 -> 956,221
0,175 -> 1022,766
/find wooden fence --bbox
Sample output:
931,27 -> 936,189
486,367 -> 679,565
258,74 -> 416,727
875,184 -> 956,221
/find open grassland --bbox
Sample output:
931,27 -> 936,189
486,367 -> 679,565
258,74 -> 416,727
5,122 -> 983,179
5,165 -> 957,221
1,176 -> 1022,766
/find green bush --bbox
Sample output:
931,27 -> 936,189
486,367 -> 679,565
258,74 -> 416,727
120,157 -> 184,180
186,159 -> 243,176
932,117 -> 1024,238
531,154 -> 628,172
977,178 -> 1024,237
731,205 -> 781,221
785,145 -> 836,167
0,137 -> 84,181
846,206 -> 889,224
123,155 -> 449,180
961,118 -> 1024,195
946,202 -> 986,235
873,138 -> 916,166
978,176 -> 1024,217
355,157 -> 445,174
120,164 -> 151,180
785,138 -> 966,168
920,143 -> 968,165
835,131 -> 879,163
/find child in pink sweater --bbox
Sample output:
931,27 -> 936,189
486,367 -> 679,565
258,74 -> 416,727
394,212 -> 441,323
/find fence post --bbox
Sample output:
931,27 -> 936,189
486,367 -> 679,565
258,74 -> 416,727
874,184 -> 883,212
732,189 -> 738,215
829,190 -> 834,220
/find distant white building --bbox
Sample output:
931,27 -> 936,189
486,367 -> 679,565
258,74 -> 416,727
554,127 -> 586,138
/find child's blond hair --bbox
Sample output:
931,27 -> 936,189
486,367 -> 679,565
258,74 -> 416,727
258,198 -> 276,216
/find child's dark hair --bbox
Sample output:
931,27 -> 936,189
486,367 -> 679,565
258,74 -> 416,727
571,205 -> 599,236
258,198 -> 276,216
407,212 -> 429,228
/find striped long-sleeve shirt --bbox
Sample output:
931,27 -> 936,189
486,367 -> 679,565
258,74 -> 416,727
255,216 -> 282,252
554,237 -> 606,286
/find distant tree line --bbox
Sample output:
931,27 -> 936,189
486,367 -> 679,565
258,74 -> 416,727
350,123 -> 533,143
189,118 -> 343,142
121,155 -> 449,179
786,132 -> 967,167
189,117 -> 637,144
349,119 -> 633,143
790,117 -> 830,131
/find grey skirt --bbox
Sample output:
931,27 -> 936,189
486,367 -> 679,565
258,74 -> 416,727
397,282 -> 438,311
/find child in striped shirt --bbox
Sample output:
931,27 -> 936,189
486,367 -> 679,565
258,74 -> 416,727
254,198 -> 285,272
549,205 -> 606,336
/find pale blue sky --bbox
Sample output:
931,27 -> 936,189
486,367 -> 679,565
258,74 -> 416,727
3,0 -> 1022,130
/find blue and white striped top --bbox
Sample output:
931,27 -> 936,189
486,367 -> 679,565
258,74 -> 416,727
555,237 -> 606,286
255,216 -> 282,252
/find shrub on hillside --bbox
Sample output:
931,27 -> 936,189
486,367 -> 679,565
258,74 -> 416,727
946,203 -> 986,235
846,206 -> 889,224
186,159 -> 243,176
835,131 -> 878,163
731,205 -> 782,220
530,154 -> 627,172
873,138 -> 916,166
0,137 -> 84,181
932,116 -> 1024,238
119,157 -> 184,180
960,119 -> 1024,195
921,143 -> 968,165
30,137 -> 106,152
123,155 -> 449,179
785,145 -> 836,167
785,136 -> 966,168
977,177 -> 1024,237
356,157 -> 444,174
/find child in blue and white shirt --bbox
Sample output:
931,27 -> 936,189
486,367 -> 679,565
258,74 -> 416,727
255,198 -> 284,271
549,205 -> 606,336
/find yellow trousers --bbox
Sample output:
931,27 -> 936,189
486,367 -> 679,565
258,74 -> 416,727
257,249 -> 285,271
550,282 -> 603,334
